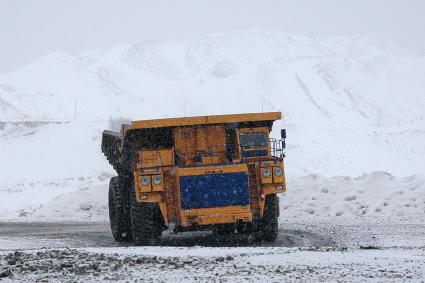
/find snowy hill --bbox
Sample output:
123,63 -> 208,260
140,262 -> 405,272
1,31 -> 425,124
0,30 -> 424,221
1,30 -> 424,177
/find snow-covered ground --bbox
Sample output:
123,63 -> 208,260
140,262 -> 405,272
1,246 -> 424,282
1,170 -> 424,224
0,221 -> 424,282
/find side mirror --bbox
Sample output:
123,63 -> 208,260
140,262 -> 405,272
281,129 -> 286,139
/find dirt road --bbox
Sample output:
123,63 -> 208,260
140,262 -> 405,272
0,221 -> 424,282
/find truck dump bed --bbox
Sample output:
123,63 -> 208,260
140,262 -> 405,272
102,112 -> 281,173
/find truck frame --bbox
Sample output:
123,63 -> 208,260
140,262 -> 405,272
101,112 -> 286,245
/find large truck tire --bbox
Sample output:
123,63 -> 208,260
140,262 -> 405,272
261,194 -> 279,242
108,176 -> 133,242
130,187 -> 164,245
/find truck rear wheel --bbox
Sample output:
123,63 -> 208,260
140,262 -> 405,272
130,187 -> 164,245
108,176 -> 132,242
261,194 -> 279,242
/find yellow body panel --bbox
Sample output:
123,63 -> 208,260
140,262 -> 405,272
202,156 -> 221,165
139,184 -> 151,193
152,174 -> 164,192
138,149 -> 174,168
135,191 -> 162,202
134,172 -> 152,192
263,183 -> 286,194
176,163 -> 248,176
179,206 -> 252,226
272,166 -> 285,184
183,212 -> 252,226
260,169 -> 273,184
131,112 -> 281,130
173,125 -> 227,166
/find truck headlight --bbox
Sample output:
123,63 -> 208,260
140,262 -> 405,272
141,176 -> 151,186
153,175 -> 162,185
274,167 -> 283,177
262,168 -> 272,177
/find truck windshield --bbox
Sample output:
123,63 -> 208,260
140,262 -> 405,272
239,132 -> 268,148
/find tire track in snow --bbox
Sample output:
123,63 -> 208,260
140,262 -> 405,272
295,74 -> 331,118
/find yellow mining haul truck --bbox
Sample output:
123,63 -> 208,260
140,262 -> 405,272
101,112 -> 287,245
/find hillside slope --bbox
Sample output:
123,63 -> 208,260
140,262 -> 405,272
1,31 -> 425,123
1,31 -> 424,178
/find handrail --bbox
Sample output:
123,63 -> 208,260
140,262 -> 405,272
269,138 -> 285,158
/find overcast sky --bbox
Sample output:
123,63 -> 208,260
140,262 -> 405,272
1,0 -> 424,73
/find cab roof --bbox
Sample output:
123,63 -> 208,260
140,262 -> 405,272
130,112 -> 282,129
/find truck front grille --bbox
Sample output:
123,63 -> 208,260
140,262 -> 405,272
179,172 -> 249,210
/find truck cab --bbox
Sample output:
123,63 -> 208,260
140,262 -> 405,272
102,112 -> 286,245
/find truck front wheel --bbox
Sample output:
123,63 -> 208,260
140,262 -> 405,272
108,176 -> 132,242
261,194 -> 279,242
130,187 -> 164,245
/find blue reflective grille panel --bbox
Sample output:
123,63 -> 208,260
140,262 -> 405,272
180,172 -> 249,210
